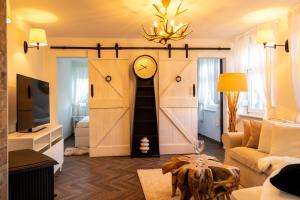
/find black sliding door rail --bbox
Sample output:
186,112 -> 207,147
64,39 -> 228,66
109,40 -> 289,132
50,43 -> 231,58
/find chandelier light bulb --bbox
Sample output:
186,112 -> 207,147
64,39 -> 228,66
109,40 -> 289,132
170,19 -> 175,27
153,21 -> 158,28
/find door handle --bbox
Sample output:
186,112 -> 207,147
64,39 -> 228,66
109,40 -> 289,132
193,84 -> 195,97
91,84 -> 94,98
27,85 -> 31,99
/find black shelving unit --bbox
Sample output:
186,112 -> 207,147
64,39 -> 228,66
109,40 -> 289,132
131,78 -> 160,157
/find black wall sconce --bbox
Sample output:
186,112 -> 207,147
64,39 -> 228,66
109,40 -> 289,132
256,29 -> 289,53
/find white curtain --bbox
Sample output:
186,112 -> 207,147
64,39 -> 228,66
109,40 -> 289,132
289,6 -> 300,122
71,61 -> 88,117
232,27 -> 277,118
198,58 -> 220,122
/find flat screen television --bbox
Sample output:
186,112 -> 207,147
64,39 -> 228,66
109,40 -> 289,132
17,74 -> 50,132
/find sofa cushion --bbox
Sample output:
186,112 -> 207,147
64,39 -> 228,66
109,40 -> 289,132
246,120 -> 262,148
232,186 -> 262,200
258,120 -> 273,153
242,120 -> 251,146
270,124 -> 300,157
229,147 -> 268,173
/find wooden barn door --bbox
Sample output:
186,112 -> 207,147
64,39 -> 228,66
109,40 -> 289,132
88,57 -> 130,157
159,59 -> 198,154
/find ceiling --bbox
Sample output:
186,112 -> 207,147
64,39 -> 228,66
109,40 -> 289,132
11,0 -> 300,39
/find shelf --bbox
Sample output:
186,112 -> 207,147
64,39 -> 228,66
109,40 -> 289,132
137,85 -> 154,88
35,142 -> 50,152
136,96 -> 155,98
136,106 -> 155,109
135,119 -> 156,123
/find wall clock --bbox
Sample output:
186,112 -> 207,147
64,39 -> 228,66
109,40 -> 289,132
133,55 -> 158,79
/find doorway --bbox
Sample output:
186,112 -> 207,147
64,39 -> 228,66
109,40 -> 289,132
197,58 -> 223,143
56,57 -> 89,148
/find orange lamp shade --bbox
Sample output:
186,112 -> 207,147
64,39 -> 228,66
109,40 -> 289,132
217,73 -> 248,92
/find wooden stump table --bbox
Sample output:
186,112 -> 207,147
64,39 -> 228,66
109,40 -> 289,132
162,154 -> 240,200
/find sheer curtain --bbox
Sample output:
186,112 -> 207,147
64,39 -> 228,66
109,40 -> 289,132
71,61 -> 88,117
289,6 -> 300,122
198,58 -> 220,121
232,27 -> 277,118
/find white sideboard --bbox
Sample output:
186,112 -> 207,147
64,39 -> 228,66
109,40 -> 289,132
8,125 -> 64,173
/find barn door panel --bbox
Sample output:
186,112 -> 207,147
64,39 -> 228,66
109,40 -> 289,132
159,59 -> 198,154
88,58 -> 130,157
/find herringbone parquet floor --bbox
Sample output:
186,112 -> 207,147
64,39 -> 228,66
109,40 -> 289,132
54,136 -> 224,200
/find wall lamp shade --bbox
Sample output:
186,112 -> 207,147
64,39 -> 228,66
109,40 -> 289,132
217,73 -> 248,92
256,29 -> 275,46
6,0 -> 12,23
24,28 -> 48,53
256,29 -> 289,53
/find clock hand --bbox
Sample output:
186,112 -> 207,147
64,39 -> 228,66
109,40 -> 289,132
140,64 -> 147,69
138,67 -> 145,71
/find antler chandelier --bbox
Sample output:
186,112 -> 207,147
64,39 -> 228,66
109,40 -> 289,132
143,0 -> 191,45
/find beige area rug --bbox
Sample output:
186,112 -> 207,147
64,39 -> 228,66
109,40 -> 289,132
137,169 -> 182,200
137,169 -> 239,200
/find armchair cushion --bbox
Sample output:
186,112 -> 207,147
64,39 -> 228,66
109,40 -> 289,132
230,147 -> 268,173
222,132 -> 244,149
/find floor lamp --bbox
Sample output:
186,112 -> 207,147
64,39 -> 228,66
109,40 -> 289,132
217,73 -> 248,132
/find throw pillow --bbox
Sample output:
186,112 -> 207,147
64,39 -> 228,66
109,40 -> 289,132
258,120 -> 273,153
261,169 -> 299,200
246,120 -> 262,148
270,124 -> 300,157
242,120 -> 251,146
270,164 -> 300,197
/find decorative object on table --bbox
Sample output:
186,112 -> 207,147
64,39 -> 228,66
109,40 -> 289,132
143,0 -> 191,44
217,73 -> 248,132
24,28 -> 48,53
64,147 -> 89,156
162,154 -> 240,200
256,29 -> 289,53
9,149 -> 58,200
140,137 -> 150,154
131,55 -> 159,157
194,139 -> 205,155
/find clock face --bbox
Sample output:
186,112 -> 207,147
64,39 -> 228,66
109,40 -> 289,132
133,55 -> 157,79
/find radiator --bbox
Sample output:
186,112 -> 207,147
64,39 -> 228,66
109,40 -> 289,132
9,149 -> 58,200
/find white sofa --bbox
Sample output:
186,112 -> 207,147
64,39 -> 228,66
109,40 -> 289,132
222,120 -> 300,188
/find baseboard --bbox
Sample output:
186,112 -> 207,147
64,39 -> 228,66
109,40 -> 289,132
160,144 -> 194,155
89,145 -> 130,157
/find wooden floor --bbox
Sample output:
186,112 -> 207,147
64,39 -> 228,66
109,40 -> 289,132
55,136 -> 224,200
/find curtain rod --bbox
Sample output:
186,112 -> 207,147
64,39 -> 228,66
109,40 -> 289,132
50,43 -> 231,58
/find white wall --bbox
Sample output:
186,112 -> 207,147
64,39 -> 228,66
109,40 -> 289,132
57,59 -> 73,139
7,15 -> 45,132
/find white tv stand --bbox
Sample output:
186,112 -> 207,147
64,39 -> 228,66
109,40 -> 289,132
8,124 -> 64,173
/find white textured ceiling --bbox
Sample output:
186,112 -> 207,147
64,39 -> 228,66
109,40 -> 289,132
11,0 -> 300,39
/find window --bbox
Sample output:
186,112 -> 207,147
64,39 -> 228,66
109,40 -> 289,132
198,58 -> 220,111
233,35 -> 268,115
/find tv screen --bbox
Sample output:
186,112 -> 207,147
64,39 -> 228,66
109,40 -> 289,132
17,74 -> 50,132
